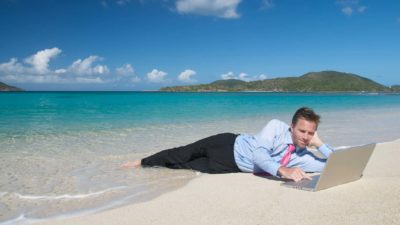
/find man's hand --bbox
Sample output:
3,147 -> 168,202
278,166 -> 312,182
309,131 -> 323,148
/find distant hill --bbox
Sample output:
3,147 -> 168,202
391,85 -> 400,92
0,81 -> 24,91
161,71 -> 395,92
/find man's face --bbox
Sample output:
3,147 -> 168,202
291,118 -> 317,149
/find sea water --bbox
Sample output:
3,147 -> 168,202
1,92 -> 400,224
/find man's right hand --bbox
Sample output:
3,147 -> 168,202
278,166 -> 312,182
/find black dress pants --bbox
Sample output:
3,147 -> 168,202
141,133 -> 241,174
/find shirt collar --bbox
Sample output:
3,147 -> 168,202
285,127 -> 294,145
286,127 -> 307,152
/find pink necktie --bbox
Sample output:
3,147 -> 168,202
280,144 -> 296,167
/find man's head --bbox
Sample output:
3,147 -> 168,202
290,107 -> 320,148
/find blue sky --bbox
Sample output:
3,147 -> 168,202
0,0 -> 399,91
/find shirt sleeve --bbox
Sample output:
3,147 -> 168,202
298,144 -> 335,173
252,119 -> 285,176
253,147 -> 282,176
317,143 -> 335,158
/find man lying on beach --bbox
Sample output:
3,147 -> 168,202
121,107 -> 335,182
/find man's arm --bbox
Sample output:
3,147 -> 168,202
253,146 -> 282,176
253,147 -> 311,182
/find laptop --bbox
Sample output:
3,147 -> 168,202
281,143 -> 376,191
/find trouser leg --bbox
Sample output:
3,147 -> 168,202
141,133 -> 241,173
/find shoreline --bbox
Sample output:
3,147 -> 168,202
29,138 -> 400,225
2,90 -> 400,94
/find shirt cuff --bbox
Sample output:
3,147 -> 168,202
317,143 -> 334,158
268,162 -> 282,177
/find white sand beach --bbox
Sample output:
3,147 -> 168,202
33,139 -> 400,225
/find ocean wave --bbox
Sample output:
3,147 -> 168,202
334,145 -> 354,150
0,214 -> 23,225
333,141 -> 384,150
0,214 -> 32,225
0,189 -> 151,225
11,186 -> 128,201
0,214 -> 55,225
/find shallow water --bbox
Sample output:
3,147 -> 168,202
1,92 -> 400,224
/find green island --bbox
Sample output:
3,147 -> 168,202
161,71 -> 399,92
0,81 -> 23,91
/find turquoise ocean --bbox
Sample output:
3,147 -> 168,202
1,92 -> 400,224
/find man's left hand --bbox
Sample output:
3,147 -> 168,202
309,132 -> 323,148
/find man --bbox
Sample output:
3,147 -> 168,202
121,107 -> 334,182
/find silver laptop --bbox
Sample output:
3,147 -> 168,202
281,143 -> 376,191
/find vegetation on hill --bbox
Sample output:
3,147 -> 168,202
391,85 -> 400,92
161,71 -> 396,92
0,81 -> 24,91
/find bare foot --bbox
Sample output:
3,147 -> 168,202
120,160 -> 141,169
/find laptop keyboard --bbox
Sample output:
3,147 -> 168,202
289,175 -> 321,190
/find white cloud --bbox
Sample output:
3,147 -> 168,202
131,76 -> 141,83
101,0 -> 108,7
116,64 -> 134,75
358,6 -> 367,13
221,71 -> 268,81
75,77 -> 105,84
1,74 -> 23,83
178,69 -> 197,83
341,6 -> 353,16
94,65 -> 109,74
147,69 -> 167,83
260,0 -> 274,10
221,71 -> 236,80
258,74 -> 268,80
336,0 -> 367,16
238,72 -> 249,81
55,68 -> 67,74
116,0 -> 131,6
175,0 -> 242,19
0,49 -> 66,84
2,73 -> 66,84
0,58 -> 24,74
24,47 -> 61,74
68,56 -> 109,75
336,0 -> 358,4
116,64 -> 141,83
102,0 -> 147,7
0,49 -> 111,84
0,48 -> 191,86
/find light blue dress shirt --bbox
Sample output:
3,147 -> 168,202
233,119 -> 334,176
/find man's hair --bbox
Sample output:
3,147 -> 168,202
292,107 -> 320,126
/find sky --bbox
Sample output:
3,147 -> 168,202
0,0 -> 399,91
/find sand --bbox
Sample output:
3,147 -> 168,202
33,139 -> 400,225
